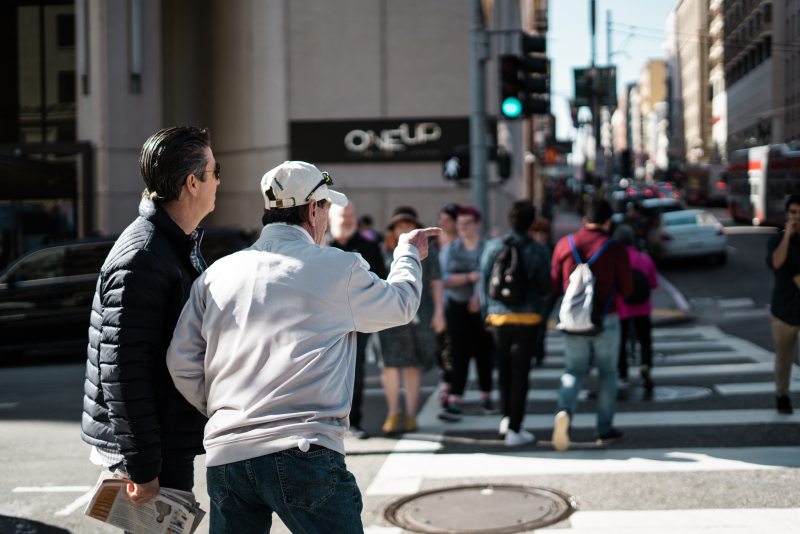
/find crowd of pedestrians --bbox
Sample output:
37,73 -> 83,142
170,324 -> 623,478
89,126 -> 771,533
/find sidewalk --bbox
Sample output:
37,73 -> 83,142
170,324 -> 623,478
550,207 -> 692,326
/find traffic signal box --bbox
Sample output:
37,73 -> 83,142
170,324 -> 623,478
520,33 -> 549,116
499,55 -> 523,119
498,33 -> 549,119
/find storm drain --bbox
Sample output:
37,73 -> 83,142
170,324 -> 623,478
384,484 -> 577,534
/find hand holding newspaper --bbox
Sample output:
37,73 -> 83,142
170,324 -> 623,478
84,474 -> 205,534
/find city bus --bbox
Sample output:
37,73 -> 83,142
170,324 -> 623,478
727,144 -> 800,226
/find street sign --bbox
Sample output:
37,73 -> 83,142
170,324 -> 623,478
574,66 -> 617,108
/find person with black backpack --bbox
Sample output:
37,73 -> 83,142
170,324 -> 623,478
613,224 -> 659,395
479,201 -> 551,446
550,198 -> 633,452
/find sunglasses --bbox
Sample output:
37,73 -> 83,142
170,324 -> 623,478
203,162 -> 221,181
305,171 -> 333,202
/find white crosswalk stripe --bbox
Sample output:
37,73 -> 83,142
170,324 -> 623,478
364,324 -> 800,532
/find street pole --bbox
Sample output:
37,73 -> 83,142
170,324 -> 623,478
470,0 -> 489,234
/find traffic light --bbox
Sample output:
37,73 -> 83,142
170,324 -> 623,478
519,33 -> 549,116
499,54 -> 523,119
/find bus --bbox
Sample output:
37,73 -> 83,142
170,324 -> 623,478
727,144 -> 800,226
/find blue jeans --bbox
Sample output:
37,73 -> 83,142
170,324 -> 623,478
557,315 -> 621,436
206,446 -> 363,534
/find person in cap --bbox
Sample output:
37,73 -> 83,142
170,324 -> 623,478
166,161 -> 440,533
377,207 -> 445,434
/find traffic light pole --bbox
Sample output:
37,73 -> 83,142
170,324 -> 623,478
470,0 -> 489,234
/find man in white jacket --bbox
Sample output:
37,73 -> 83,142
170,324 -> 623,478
167,160 -> 439,533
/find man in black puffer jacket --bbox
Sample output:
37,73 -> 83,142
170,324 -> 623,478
81,126 -> 219,503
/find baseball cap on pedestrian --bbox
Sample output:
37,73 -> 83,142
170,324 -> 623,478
261,161 -> 348,209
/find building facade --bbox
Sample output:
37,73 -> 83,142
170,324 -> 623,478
3,0 -> 551,252
724,0 -> 785,151
709,0 -> 728,162
676,0 -> 712,163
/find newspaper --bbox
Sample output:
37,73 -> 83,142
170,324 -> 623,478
84,474 -> 205,534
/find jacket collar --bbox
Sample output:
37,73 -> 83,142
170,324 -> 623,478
138,198 -> 194,253
257,223 -> 315,246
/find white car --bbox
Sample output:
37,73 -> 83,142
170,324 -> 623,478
652,209 -> 728,263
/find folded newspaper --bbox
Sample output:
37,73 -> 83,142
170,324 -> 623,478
84,474 -> 205,534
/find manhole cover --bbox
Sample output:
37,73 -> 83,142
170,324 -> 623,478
384,484 -> 577,534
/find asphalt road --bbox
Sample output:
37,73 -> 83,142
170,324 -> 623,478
0,207 -> 797,533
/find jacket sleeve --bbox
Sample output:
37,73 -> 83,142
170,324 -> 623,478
98,250 -> 169,483
530,244 -> 551,297
478,239 -> 499,312
166,276 -> 209,416
349,243 -> 423,333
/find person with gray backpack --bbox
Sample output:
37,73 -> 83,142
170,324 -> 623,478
549,198 -> 633,451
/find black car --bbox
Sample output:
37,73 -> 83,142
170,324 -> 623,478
0,229 -> 252,356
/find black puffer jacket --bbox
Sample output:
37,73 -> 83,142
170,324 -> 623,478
81,199 -> 206,483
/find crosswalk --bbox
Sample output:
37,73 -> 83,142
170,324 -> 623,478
363,324 -> 800,533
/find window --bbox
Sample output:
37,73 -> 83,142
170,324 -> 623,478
57,70 -> 75,103
64,243 -> 113,277
4,248 -> 66,282
56,13 -> 75,48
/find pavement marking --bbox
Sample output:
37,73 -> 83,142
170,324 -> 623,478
54,489 -> 94,516
657,275 -> 692,314
715,381 -> 781,395
366,448 -> 799,493
717,297 -> 756,309
548,508 -> 799,533
12,486 -> 92,493
0,402 -> 19,410
419,408 -> 800,433
723,307 -> 770,320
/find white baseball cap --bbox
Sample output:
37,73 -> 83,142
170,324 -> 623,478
261,161 -> 348,209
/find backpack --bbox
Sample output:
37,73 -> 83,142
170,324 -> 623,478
624,268 -> 651,304
557,235 -> 614,335
488,236 -> 527,306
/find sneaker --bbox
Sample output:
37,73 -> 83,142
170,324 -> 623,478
347,426 -> 370,440
498,416 -> 510,437
777,395 -> 794,415
445,402 -> 462,415
480,398 -> 497,415
552,411 -> 570,452
505,428 -> 536,447
596,428 -> 624,444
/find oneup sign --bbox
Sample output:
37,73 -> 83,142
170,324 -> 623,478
290,118 -> 470,163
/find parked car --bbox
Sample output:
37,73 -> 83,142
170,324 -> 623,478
650,209 -> 728,263
0,228 -> 252,355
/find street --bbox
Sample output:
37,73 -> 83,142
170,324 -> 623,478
1,212 -> 799,533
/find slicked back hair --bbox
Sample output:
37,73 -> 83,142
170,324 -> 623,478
139,126 -> 210,202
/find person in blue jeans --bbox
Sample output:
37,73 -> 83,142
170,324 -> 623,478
167,161 -> 440,533
549,198 -> 632,451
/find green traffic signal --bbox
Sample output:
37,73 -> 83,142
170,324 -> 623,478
502,96 -> 523,118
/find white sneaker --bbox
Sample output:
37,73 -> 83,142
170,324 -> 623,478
552,411 -> 571,452
504,428 -> 536,447
498,416 -> 510,437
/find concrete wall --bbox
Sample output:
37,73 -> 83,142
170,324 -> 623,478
79,0 -> 523,235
